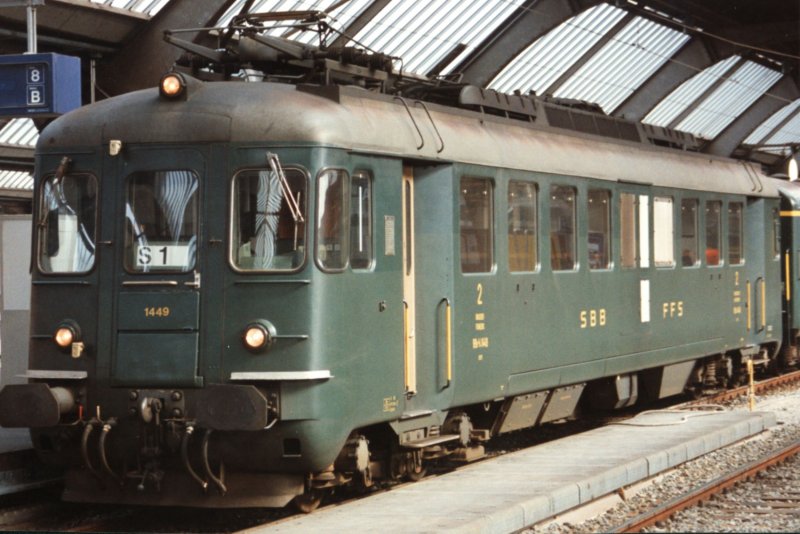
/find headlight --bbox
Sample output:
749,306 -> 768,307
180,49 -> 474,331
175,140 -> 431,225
53,321 -> 84,357
159,72 -> 186,99
54,325 -> 76,348
242,321 -> 276,353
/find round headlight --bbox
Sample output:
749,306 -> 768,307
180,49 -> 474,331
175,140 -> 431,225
159,73 -> 185,99
54,325 -> 75,348
242,321 -> 276,353
244,325 -> 267,349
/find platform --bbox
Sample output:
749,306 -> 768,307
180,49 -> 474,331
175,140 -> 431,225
251,409 -> 775,534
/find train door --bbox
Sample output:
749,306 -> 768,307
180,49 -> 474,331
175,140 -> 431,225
109,147 -> 206,388
743,198 -> 775,343
401,164 -> 456,410
619,186 -> 653,339
401,166 -> 418,395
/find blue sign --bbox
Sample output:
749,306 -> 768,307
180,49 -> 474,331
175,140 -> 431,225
0,53 -> 81,117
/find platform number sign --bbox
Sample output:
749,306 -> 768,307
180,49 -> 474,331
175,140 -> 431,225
26,65 -> 45,106
0,53 -> 81,117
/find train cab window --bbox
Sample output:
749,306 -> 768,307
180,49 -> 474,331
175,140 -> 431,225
588,189 -> 611,270
550,185 -> 576,271
620,193 -> 638,269
317,169 -> 349,271
231,168 -> 307,271
680,199 -> 699,267
728,202 -> 744,265
705,200 -> 722,266
350,171 -> 373,270
38,173 -> 97,273
508,181 -> 537,272
653,197 -> 675,268
460,178 -> 494,273
124,170 -> 199,273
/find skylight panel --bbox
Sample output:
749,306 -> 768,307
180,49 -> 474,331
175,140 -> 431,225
643,56 -> 740,127
489,3 -> 627,95
0,119 -> 37,147
760,107 -> 800,154
0,170 -> 33,191
675,61 -> 783,139
352,0 -> 525,76
553,16 -> 689,113
89,0 -> 172,17
743,98 -> 800,146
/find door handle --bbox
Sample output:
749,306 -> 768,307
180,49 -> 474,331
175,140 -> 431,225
184,272 -> 201,289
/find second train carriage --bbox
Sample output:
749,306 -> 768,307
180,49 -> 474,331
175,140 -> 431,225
0,73 -> 798,509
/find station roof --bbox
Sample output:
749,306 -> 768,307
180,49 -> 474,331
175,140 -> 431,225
0,0 -> 798,186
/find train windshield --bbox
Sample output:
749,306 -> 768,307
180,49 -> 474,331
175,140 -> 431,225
37,173 -> 97,273
124,170 -> 199,273
231,168 -> 307,271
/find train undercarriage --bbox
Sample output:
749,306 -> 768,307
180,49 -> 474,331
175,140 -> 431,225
10,340 -> 793,513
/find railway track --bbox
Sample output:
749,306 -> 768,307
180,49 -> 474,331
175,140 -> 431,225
611,440 -> 800,532
685,368 -> 800,407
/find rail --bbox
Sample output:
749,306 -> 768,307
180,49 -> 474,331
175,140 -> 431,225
684,368 -> 800,406
612,440 -> 800,533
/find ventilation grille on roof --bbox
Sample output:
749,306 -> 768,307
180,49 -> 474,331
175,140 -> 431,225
640,123 -> 702,151
544,105 -> 642,143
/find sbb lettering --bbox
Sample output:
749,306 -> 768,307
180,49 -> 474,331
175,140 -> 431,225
580,308 -> 607,329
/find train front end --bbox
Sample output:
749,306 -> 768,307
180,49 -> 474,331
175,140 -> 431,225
0,75 -> 359,508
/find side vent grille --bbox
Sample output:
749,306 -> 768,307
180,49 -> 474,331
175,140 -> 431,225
458,86 -> 537,121
640,123 -> 702,151
544,104 -> 643,143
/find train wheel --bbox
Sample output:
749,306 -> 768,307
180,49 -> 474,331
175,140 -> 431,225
293,490 -> 323,513
405,450 -> 426,482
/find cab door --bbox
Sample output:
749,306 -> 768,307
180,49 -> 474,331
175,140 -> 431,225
110,147 -> 205,387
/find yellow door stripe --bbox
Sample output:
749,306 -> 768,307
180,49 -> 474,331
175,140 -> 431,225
780,210 -> 800,217
787,252 -> 792,302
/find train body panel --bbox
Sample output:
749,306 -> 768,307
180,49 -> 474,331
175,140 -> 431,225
1,78 -> 796,508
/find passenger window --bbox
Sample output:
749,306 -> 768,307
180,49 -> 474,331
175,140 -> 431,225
350,171 -> 373,270
124,170 -> 198,273
550,185 -> 576,271
508,181 -> 537,272
460,177 -> 494,273
705,200 -> 722,266
38,173 -> 97,274
232,168 -> 307,271
728,202 -> 744,265
653,197 -> 674,267
317,169 -> 349,271
588,189 -> 610,270
680,199 -> 699,267
620,192 -> 638,269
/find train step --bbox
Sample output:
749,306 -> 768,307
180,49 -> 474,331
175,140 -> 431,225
401,434 -> 460,449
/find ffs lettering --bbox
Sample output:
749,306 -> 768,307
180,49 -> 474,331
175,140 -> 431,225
662,301 -> 684,319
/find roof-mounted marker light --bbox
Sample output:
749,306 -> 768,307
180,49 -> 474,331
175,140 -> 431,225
789,156 -> 798,182
160,72 -> 186,99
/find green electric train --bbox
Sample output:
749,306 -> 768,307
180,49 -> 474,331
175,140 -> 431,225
2,28 -> 800,512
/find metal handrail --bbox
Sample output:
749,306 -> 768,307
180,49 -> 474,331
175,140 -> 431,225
394,96 -> 424,150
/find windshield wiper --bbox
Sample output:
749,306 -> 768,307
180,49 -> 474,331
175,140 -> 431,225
267,152 -> 305,224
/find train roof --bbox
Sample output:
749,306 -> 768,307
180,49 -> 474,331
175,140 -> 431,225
38,79 -> 779,198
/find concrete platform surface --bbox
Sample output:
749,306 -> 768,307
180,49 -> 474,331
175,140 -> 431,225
249,409 -> 775,534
